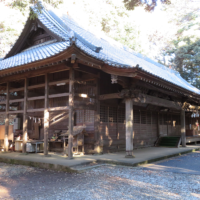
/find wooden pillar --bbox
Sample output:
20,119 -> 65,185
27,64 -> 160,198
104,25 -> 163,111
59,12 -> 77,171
44,73 -> 49,155
4,82 -> 9,152
22,78 -> 28,153
181,109 -> 186,147
94,76 -> 101,153
125,98 -> 134,158
157,112 -> 161,137
68,67 -> 74,159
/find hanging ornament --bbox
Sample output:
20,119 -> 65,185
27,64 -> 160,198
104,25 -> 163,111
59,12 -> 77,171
196,111 -> 199,118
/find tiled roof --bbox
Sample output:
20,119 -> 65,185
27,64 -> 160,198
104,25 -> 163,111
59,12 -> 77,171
0,41 -> 69,70
0,1 -> 200,95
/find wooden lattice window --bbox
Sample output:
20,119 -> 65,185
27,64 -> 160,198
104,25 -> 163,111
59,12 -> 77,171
76,110 -> 84,123
176,115 -> 180,125
159,114 -> 163,125
100,105 -> 108,122
163,114 -> 168,125
109,106 -> 117,123
85,110 -> 94,123
134,110 -> 140,123
168,114 -> 172,126
141,111 -> 146,124
152,112 -> 157,124
147,112 -> 151,124
118,107 -> 125,123
185,117 -> 190,126
0,95 -> 6,102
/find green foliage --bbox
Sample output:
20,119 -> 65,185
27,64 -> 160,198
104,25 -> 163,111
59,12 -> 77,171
123,0 -> 171,11
0,0 -> 63,58
163,0 -> 200,88
0,22 -> 5,32
168,39 -> 200,88
11,0 -> 63,18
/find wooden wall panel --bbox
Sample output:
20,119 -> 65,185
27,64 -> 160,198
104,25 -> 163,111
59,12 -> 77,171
99,106 -> 159,151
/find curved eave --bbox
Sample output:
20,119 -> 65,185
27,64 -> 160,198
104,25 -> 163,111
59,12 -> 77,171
136,69 -> 200,100
72,44 -> 200,100
1,44 -> 200,101
0,42 -> 70,77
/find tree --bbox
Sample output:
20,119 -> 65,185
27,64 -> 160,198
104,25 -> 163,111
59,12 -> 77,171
163,0 -> 200,88
123,0 -> 171,11
171,40 -> 200,88
10,0 -> 63,19
0,0 -> 63,58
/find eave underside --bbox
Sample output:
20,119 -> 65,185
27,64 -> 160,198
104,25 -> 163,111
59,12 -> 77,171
1,46 -> 200,106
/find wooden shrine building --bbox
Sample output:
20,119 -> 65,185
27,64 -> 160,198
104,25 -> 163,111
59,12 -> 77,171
0,1 -> 200,158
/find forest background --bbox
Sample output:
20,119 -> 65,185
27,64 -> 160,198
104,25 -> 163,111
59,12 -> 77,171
0,0 -> 200,88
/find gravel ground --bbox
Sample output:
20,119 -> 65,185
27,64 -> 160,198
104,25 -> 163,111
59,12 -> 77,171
1,160 -> 200,200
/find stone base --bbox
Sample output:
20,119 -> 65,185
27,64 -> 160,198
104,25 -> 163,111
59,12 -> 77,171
1,151 -> 10,153
94,144 -> 103,154
66,157 -> 73,160
44,154 -> 51,157
125,155 -> 135,158
21,153 -> 29,155
125,150 -> 135,158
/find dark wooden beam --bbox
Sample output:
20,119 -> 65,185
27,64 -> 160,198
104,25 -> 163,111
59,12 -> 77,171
133,94 -> 182,110
28,96 -> 45,101
99,92 -> 182,110
27,108 -> 44,112
0,64 -> 69,84
8,110 -> 23,114
102,64 -> 137,77
99,93 -> 121,100
9,87 -> 24,92
75,64 -> 100,78
49,79 -> 69,86
48,106 -> 69,112
28,83 -> 45,90
9,98 -> 24,103
136,80 -> 180,98
48,93 -> 69,99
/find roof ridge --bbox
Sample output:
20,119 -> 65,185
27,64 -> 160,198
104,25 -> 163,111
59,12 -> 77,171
31,5 -> 67,41
48,10 -> 103,53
